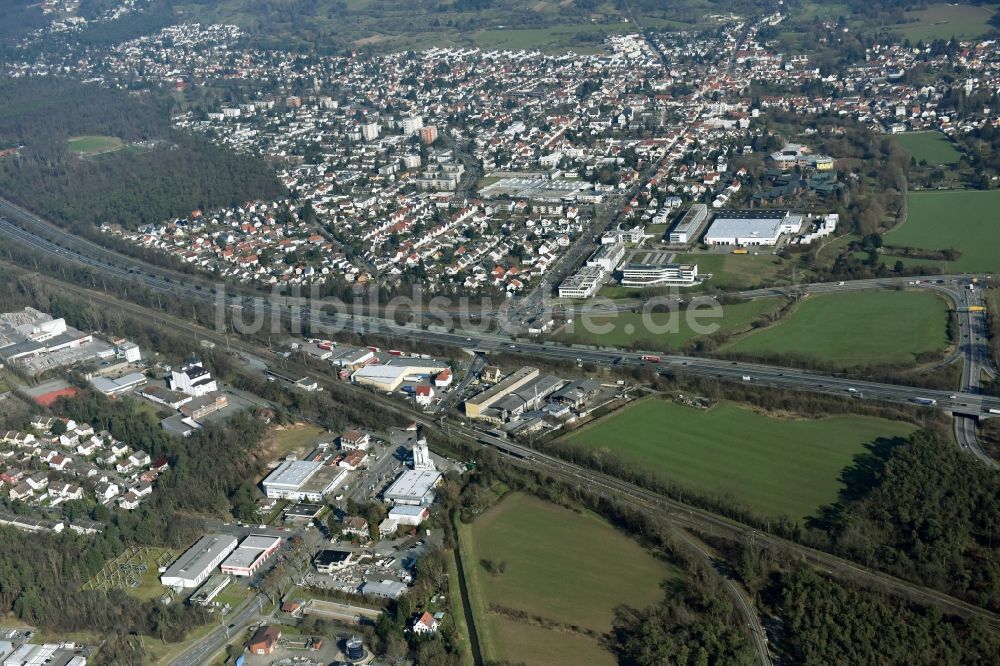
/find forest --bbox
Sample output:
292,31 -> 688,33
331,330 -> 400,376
0,77 -> 284,230
815,430 -> 1000,611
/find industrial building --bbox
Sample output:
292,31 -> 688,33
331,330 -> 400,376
703,210 -> 802,246
220,534 -> 282,577
160,534 -> 238,588
619,258 -> 699,288
262,459 -> 348,501
360,579 -> 407,599
488,374 -> 565,421
557,266 -> 606,299
89,372 -> 147,396
389,504 -> 430,526
668,204 -> 709,244
383,469 -> 442,506
464,366 -> 539,419
351,358 -> 449,392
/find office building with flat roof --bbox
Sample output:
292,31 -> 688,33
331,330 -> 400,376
668,203 -> 708,244
383,469 -> 443,507
557,266 -> 606,299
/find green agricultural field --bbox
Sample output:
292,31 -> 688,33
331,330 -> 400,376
725,290 -> 950,367
556,297 -> 783,350
892,3 -> 997,42
892,131 -> 962,166
461,492 -> 676,666
563,399 -> 915,520
67,135 -> 125,156
885,190 -> 1000,274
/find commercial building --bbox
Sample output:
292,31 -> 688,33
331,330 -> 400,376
703,210 -> 802,246
160,534 -> 238,588
619,259 -> 699,288
314,549 -> 355,574
668,203 -> 709,244
262,459 -> 348,501
89,372 -> 147,396
351,358 -> 449,392
464,366 -> 539,419
489,374 -> 565,420
388,504 -> 429,526
383,469 -> 442,507
167,361 -> 217,397
221,534 -> 282,577
586,242 -> 625,271
360,579 -> 407,599
180,392 -> 229,421
557,266 -> 606,299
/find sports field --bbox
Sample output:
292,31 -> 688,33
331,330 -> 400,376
563,399 -> 915,519
885,190 -> 1000,273
67,135 -> 126,156
556,297 -> 783,350
892,3 -> 997,42
892,131 -> 962,165
460,492 -> 676,665
725,290 -> 950,367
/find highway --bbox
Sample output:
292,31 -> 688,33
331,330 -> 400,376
16,269 -> 1000,639
2,200 -> 1000,428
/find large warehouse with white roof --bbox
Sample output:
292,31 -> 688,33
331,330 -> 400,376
703,210 -> 802,246
160,534 -> 238,588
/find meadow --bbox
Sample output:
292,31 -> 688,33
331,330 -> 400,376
886,189 -> 1000,274
460,492 -> 676,665
725,290 -> 950,367
673,252 -> 793,291
67,135 -> 126,156
562,398 -> 915,520
891,3 -> 997,42
892,131 -> 962,165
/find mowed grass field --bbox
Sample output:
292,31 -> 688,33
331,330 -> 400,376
674,252 -> 792,291
725,290 -> 950,367
892,3 -> 997,42
462,492 -> 676,665
563,399 -> 915,519
885,190 -> 1000,273
67,135 -> 125,156
892,131 -> 962,165
557,297 -> 783,350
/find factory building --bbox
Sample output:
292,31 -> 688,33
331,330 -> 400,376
160,534 -> 238,588
383,469 -> 443,507
464,366 -> 539,419
262,459 -> 348,501
351,358 -> 449,392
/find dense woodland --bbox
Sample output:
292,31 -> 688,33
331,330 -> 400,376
816,430 -> 1000,611
765,567 -> 1000,664
0,77 -> 284,230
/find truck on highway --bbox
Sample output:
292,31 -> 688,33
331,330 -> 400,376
742,375 -> 751,381
912,397 -> 938,406
640,355 -> 661,363
968,305 -> 986,312
989,408 -> 1000,415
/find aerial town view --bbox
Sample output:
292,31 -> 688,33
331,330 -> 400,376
0,0 -> 999,664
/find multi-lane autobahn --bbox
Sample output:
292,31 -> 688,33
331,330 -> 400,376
1,196 -> 999,441
17,263 -> 1000,666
